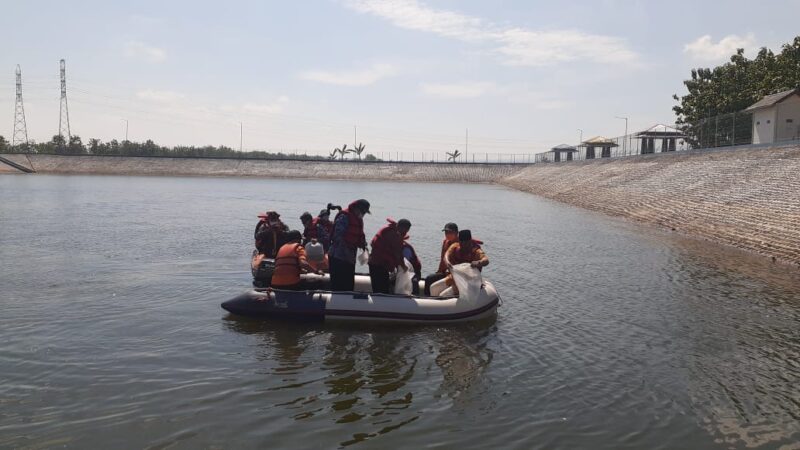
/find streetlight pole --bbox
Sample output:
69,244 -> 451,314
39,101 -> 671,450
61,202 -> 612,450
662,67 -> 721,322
122,119 -> 129,142
239,122 -> 243,152
615,116 -> 628,155
577,128 -> 583,144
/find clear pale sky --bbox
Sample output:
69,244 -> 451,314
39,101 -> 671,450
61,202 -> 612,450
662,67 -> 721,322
2,0 -> 798,157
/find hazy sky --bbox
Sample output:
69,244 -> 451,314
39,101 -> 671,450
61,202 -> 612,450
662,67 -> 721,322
2,0 -> 798,157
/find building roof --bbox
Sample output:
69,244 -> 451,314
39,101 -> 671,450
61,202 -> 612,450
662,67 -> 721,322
635,124 -> 686,138
549,144 -> 578,152
579,136 -> 618,147
745,88 -> 800,111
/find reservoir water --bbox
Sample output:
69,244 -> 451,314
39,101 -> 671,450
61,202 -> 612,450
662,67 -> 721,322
1,175 -> 798,449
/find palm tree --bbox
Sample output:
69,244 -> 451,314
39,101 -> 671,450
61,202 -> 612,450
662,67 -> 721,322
329,148 -> 338,160
446,149 -> 461,162
352,142 -> 366,160
334,144 -> 349,160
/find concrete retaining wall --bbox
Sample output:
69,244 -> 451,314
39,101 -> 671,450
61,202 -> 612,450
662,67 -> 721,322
499,144 -> 800,265
0,154 -> 523,183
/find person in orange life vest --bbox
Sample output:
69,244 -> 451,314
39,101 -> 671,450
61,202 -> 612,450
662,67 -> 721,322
300,212 -> 315,244
329,199 -> 370,292
433,229 -> 488,297
368,218 -> 411,294
255,211 -> 289,258
401,234 -> 422,295
272,230 -> 323,289
424,222 -> 459,295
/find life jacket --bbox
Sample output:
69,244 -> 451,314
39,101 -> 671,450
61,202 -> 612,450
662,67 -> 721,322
447,240 -> 485,268
333,203 -> 365,249
369,219 -> 403,269
310,217 -> 333,246
255,221 -> 288,257
272,243 -> 302,286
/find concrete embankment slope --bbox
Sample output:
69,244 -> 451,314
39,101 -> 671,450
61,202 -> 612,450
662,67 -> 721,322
0,154 -> 523,183
500,144 -> 800,265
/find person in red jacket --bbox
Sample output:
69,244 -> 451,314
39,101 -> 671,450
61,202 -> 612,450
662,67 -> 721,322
424,222 -> 458,295
329,199 -> 370,291
368,218 -> 411,294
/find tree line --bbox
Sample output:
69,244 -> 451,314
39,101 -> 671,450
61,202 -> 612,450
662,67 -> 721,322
0,134 -> 381,161
673,35 -> 800,146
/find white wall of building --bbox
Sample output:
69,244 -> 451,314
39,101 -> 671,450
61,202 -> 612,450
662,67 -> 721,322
776,95 -> 800,142
752,108 -> 777,144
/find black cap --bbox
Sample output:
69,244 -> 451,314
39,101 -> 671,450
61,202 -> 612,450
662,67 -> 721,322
287,230 -> 303,242
442,222 -> 458,232
458,229 -> 472,242
397,218 -> 411,229
354,199 -> 371,214
300,212 -> 313,222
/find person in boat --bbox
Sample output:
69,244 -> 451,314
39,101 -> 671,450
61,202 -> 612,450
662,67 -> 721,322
254,211 -> 289,258
368,218 -> 411,294
433,229 -> 488,297
328,199 -> 370,291
424,222 -> 459,295
304,237 -> 329,272
401,234 -> 422,295
312,205 -> 338,251
300,212 -> 315,244
271,230 -> 323,289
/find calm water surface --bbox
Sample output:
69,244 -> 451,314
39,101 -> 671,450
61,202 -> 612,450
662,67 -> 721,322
1,174 -> 798,449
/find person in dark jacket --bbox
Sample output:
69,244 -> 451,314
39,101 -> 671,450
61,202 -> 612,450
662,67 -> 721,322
300,212 -> 315,244
254,211 -> 289,258
328,199 -> 370,291
368,218 -> 410,294
424,222 -> 458,295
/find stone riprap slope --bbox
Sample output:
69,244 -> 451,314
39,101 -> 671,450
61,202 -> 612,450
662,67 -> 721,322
0,154 -> 523,184
500,144 -> 800,265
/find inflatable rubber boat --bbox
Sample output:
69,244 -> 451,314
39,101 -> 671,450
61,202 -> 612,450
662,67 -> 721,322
223,271 -> 500,324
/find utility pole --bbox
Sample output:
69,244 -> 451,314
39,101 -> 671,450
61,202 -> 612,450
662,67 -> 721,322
239,122 -> 243,152
615,116 -> 628,155
122,119 -> 129,141
354,125 -> 357,148
59,59 -> 71,141
12,65 -> 29,147
465,128 -> 468,163
577,128 -> 583,144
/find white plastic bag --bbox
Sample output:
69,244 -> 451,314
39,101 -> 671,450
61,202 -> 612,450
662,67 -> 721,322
450,263 -> 483,301
357,249 -> 369,266
393,258 -> 414,295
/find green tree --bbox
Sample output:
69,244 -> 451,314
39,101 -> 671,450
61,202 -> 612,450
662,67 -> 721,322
68,135 -> 85,154
0,135 -> 8,153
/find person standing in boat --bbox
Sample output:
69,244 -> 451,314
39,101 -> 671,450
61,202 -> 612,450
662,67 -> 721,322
312,205 -> 337,251
424,222 -> 459,295
254,211 -> 289,258
300,212 -> 315,245
328,199 -> 370,291
368,218 -> 411,294
271,230 -> 322,289
434,229 -> 488,297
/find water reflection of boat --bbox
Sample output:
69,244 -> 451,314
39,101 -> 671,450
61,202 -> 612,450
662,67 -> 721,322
222,273 -> 500,324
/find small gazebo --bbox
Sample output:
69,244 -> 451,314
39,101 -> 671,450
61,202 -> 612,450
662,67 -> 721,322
547,144 -> 578,162
579,136 -> 618,159
635,124 -> 685,153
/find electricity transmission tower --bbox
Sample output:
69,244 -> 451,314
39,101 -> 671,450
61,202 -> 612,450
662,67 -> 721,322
12,65 -> 29,146
59,59 -> 71,140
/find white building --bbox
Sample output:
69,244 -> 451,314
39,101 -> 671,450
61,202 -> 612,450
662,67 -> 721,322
745,88 -> 800,144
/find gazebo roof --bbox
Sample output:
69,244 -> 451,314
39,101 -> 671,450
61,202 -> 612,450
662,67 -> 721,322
549,144 -> 578,152
635,124 -> 686,138
745,88 -> 800,111
579,136 -> 618,147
